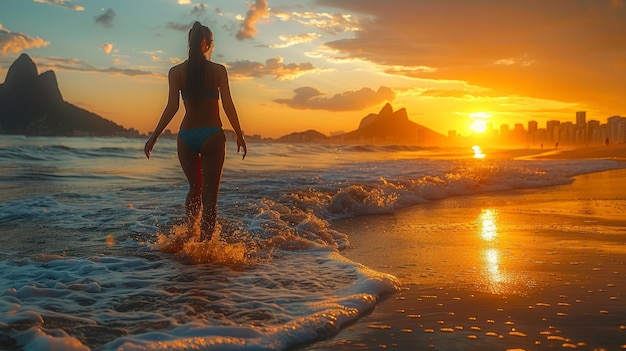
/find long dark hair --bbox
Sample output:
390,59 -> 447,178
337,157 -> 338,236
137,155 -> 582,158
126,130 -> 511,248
186,21 -> 213,99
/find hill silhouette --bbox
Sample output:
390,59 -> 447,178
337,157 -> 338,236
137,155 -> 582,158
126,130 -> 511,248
0,53 -> 129,136
338,103 -> 447,145
275,129 -> 328,143
271,103 -> 448,145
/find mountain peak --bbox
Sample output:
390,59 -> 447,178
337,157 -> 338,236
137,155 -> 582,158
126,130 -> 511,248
0,54 -> 128,136
345,103 -> 447,145
5,53 -> 38,89
379,102 -> 393,116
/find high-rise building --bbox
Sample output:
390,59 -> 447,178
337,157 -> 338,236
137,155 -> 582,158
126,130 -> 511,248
528,121 -> 538,133
576,111 -> 586,127
546,120 -> 560,131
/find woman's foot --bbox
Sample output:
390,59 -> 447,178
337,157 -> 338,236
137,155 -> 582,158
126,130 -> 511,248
200,221 -> 215,241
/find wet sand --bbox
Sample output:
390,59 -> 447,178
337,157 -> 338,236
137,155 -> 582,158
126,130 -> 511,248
532,144 -> 626,161
301,165 -> 626,350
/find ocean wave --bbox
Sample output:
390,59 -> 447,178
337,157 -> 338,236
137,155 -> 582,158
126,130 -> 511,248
2,137 -> 626,350
1,252 -> 399,351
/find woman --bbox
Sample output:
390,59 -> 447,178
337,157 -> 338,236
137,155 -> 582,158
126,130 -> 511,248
144,21 -> 247,241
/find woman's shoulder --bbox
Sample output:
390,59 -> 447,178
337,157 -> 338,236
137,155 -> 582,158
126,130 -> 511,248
204,61 -> 226,77
170,61 -> 187,72
166,61 -> 186,78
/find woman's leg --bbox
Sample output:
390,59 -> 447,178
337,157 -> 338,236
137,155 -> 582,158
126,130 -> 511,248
177,137 -> 202,233
199,132 -> 226,241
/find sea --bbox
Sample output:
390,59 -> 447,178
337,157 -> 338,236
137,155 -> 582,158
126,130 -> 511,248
1,135 -> 624,351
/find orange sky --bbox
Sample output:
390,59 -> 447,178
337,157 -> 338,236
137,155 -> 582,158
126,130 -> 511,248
1,0 -> 625,138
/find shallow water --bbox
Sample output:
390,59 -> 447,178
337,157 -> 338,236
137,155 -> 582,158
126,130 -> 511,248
318,168 -> 626,351
1,136 -> 624,350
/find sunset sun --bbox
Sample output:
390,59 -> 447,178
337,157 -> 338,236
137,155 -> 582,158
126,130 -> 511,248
469,112 -> 492,134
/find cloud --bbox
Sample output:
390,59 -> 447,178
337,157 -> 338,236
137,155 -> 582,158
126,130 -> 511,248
236,0 -> 269,40
274,10 -> 366,35
418,89 -> 474,99
318,0 -> 626,114
101,43 -> 113,54
0,24 -> 50,54
166,22 -> 193,32
177,0 -> 192,4
270,33 -> 321,48
36,56 -> 159,78
191,3 -> 207,16
32,0 -> 85,11
95,8 -> 116,28
274,86 -> 395,111
227,57 -> 324,80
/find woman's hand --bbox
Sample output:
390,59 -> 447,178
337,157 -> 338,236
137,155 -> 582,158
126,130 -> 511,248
237,136 -> 247,160
144,137 -> 157,159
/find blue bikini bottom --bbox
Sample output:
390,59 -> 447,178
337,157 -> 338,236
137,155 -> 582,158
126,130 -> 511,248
178,127 -> 224,153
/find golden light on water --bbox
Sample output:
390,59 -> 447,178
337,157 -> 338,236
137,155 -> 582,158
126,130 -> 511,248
477,209 -> 507,289
479,209 -> 497,241
484,248 -> 504,283
472,145 -> 486,159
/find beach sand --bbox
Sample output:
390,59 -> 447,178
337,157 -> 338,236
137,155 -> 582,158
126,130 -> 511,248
300,150 -> 626,351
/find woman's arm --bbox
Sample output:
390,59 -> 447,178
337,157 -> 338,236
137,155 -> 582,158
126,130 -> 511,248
144,67 -> 181,159
218,65 -> 247,159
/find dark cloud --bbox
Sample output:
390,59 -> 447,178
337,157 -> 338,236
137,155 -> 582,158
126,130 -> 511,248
166,22 -> 193,32
274,86 -> 395,111
236,0 -> 269,40
191,4 -> 207,17
227,57 -> 321,80
317,0 -> 626,113
95,8 -> 116,28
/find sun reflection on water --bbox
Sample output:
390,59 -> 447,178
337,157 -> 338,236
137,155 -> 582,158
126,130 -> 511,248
484,248 -> 504,283
472,145 -> 486,159
479,209 -> 497,241
476,209 -> 508,291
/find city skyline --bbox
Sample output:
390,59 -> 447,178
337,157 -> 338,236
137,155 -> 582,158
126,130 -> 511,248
451,110 -> 626,147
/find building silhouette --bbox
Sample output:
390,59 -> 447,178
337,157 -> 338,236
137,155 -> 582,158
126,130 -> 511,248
449,112 -> 626,147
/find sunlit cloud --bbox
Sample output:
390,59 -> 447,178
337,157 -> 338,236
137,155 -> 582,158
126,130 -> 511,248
227,56 -> 324,80
270,33 -> 321,48
36,56 -> 160,78
494,54 -> 534,67
112,58 -> 128,66
274,86 -> 395,111
384,64 -> 437,76
33,0 -> 85,11
177,0 -> 191,4
418,89 -> 475,99
95,8 -> 116,28
319,0 -> 626,114
274,11 -> 366,35
101,43 -> 113,54
0,24 -> 50,55
143,50 -> 163,62
236,0 -> 269,40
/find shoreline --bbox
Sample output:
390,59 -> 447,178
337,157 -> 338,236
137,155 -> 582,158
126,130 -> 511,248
522,143 -> 626,161
300,168 -> 626,350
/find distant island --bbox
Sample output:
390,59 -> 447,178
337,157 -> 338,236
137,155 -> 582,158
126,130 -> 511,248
0,53 -> 137,137
0,53 -> 447,145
